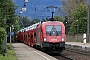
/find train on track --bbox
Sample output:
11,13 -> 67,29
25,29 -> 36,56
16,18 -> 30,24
16,19 -> 66,53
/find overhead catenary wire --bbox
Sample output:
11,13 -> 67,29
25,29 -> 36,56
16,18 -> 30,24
16,0 -> 62,19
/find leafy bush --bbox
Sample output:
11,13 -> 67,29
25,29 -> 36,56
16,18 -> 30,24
0,27 -> 6,54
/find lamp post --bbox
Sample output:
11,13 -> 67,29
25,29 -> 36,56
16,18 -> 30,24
76,20 -> 78,34
75,20 -> 79,40
65,22 -> 68,34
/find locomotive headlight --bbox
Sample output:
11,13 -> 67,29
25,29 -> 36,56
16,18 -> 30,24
62,37 -> 64,41
44,37 -> 46,41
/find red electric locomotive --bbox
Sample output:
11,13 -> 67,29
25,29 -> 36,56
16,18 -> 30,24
16,21 -> 66,53
35,21 -> 66,53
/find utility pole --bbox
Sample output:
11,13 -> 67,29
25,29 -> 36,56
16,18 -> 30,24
87,0 -> 90,43
89,0 -> 90,43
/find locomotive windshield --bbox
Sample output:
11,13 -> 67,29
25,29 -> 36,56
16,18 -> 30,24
46,25 -> 61,36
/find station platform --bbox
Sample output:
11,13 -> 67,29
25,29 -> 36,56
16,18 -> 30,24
12,43 -> 57,60
65,42 -> 90,51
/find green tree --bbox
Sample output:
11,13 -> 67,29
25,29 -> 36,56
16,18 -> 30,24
0,0 -> 19,53
0,0 -> 17,26
61,0 -> 88,34
42,18 -> 46,22
13,16 -> 21,34
54,16 -> 64,22
69,3 -> 88,34
22,16 -> 31,27
0,27 -> 6,54
0,0 -> 18,35
61,0 -> 88,21
30,18 -> 40,25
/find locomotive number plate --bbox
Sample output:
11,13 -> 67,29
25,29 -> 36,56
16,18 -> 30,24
51,39 -> 57,41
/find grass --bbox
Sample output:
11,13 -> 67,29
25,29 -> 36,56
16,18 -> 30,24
0,43 -> 18,60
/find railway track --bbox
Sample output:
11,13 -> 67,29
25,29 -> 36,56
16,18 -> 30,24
66,47 -> 90,56
60,49 -> 90,60
47,53 -> 74,60
48,47 -> 90,60
54,54 -> 74,60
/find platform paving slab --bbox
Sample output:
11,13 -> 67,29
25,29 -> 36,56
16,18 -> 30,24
12,43 -> 58,60
66,42 -> 90,51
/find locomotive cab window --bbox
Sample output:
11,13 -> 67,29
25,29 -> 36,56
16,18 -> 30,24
46,25 -> 61,36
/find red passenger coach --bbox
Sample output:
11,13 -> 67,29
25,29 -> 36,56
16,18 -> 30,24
16,29 -> 24,42
35,21 -> 66,53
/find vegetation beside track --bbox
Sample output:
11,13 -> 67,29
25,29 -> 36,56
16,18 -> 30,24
0,43 -> 18,60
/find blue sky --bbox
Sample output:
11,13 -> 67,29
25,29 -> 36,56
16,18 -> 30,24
12,0 -> 62,20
